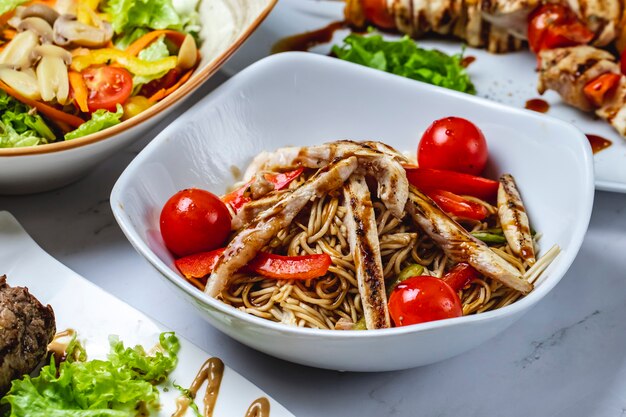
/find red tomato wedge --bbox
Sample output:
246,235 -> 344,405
527,4 -> 594,53
426,189 -> 489,221
175,249 -> 331,281
405,167 -> 499,201
442,263 -> 480,292
583,73 -> 622,107
362,0 -> 395,29
82,66 -> 133,112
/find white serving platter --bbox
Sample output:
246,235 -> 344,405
0,211 -> 294,417
224,0 -> 626,193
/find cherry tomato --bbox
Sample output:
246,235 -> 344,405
160,189 -> 231,257
527,4 -> 593,53
82,66 -> 133,112
417,117 -> 488,175
362,0 -> 395,29
388,276 -> 462,327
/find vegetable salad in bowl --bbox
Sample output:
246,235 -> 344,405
0,0 -> 200,148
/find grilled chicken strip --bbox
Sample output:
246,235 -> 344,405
205,157 -> 359,297
243,141 -> 409,218
231,191 -> 289,230
497,174 -> 536,265
538,45 -> 619,112
407,186 -> 532,294
343,175 -> 390,330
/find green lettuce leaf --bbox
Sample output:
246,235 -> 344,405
0,91 -> 55,148
0,0 -> 28,15
1,332 -> 180,417
332,32 -> 476,94
64,105 -> 124,140
102,0 -> 199,47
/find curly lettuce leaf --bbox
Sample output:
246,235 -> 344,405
332,33 -> 476,94
1,332 -> 180,417
64,105 -> 124,140
103,0 -> 199,48
0,0 -> 28,15
0,91 -> 55,148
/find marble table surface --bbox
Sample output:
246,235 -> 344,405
2,71 -> 626,417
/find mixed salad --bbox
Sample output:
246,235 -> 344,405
0,0 -> 201,148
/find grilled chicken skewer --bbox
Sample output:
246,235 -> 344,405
497,174 -> 536,266
205,157 -> 359,297
343,175 -> 391,329
407,186 -> 533,294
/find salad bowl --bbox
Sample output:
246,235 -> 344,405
111,53 -> 594,372
0,0 -> 276,194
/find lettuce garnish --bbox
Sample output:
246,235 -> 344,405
1,332 -> 180,417
64,105 -> 124,140
332,32 -> 476,94
0,91 -> 55,148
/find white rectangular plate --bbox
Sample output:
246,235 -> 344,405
0,211 -> 294,417
224,0 -> 626,193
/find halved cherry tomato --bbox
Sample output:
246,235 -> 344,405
442,263 -> 479,292
417,117 -> 488,175
362,0 -> 395,29
388,276 -> 462,327
426,189 -> 489,221
405,167 -> 499,201
583,73 -> 622,107
527,4 -> 594,53
175,249 -> 331,281
82,66 -> 133,112
160,189 -> 231,257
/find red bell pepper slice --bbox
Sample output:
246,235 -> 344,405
426,189 -> 489,221
583,73 -> 622,108
248,252 -> 332,280
443,263 -> 480,292
264,167 -> 304,190
175,249 -> 331,281
221,168 -> 304,214
175,248 -> 225,279
405,167 -> 499,201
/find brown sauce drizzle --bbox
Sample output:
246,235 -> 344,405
461,56 -> 476,68
245,398 -> 270,417
172,357 -> 270,417
586,134 -> 612,154
525,98 -> 550,113
271,21 -> 346,54
47,328 -> 76,362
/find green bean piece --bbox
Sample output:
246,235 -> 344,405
471,231 -> 507,244
386,264 -> 425,294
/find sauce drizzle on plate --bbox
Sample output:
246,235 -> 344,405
525,98 -> 550,113
272,21 -> 346,53
586,134 -> 612,154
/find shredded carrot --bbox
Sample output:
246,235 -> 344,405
148,69 -> 194,103
125,30 -> 187,57
2,29 -> 16,40
68,71 -> 89,113
0,81 -> 84,128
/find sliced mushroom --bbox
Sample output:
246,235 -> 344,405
53,14 -> 113,48
17,17 -> 54,44
31,45 -> 72,104
177,34 -> 198,70
0,31 -> 39,69
0,66 -> 40,100
16,4 -> 60,25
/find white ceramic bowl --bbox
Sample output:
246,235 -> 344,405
111,53 -> 594,372
0,0 -> 276,194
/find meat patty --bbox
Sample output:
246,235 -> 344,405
0,275 -> 55,395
